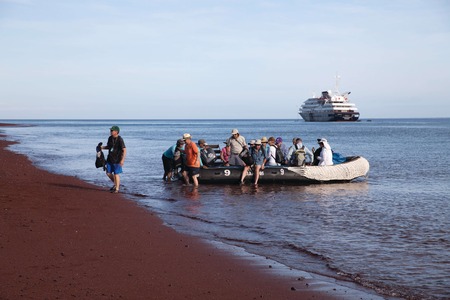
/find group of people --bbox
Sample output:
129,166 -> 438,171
97,125 -> 334,191
162,128 -> 334,186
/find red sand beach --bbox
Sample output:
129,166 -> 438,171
0,124 -> 380,299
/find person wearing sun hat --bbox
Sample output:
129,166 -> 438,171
101,125 -> 126,193
226,129 -> 246,166
239,139 -> 266,185
181,133 -> 200,186
260,136 -> 270,158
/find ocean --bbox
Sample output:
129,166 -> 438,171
1,119 -> 449,299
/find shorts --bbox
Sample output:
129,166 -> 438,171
106,162 -> 123,175
162,154 -> 174,173
186,166 -> 200,178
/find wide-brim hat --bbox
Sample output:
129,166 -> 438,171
261,136 -> 268,143
231,129 -> 239,135
255,139 -> 262,145
183,133 -> 192,140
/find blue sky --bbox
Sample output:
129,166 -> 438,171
1,0 -> 449,119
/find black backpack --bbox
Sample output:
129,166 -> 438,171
271,145 -> 285,164
239,148 -> 254,166
201,148 -> 217,167
275,147 -> 285,164
95,142 -> 106,170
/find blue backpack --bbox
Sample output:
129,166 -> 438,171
332,152 -> 347,164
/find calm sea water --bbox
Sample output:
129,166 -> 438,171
1,119 -> 449,299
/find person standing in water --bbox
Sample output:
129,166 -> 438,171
182,133 -> 200,187
102,125 -> 126,193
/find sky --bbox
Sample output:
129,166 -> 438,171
0,0 -> 449,119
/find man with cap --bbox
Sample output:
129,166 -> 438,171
162,138 -> 185,182
226,129 -> 246,166
101,125 -> 126,193
182,133 -> 200,186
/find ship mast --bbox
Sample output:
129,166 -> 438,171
334,73 -> 341,94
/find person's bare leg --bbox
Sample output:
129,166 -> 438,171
192,175 -> 199,187
240,166 -> 249,183
107,172 -> 115,183
182,171 -> 190,185
114,174 -> 120,192
253,165 -> 261,185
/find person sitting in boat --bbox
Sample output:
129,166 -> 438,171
162,138 -> 185,182
226,129 -> 246,166
288,138 -> 313,166
251,139 -> 266,184
240,139 -> 266,185
287,137 -> 297,156
220,141 -> 230,166
260,136 -> 270,158
317,138 -> 333,166
266,137 -> 278,166
275,137 -> 289,165
198,139 -> 216,167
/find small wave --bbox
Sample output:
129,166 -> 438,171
284,242 -> 331,262
217,236 -> 264,246
173,213 -> 214,224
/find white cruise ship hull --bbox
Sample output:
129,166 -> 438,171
300,111 -> 360,122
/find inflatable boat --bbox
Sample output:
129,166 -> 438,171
198,156 -> 369,184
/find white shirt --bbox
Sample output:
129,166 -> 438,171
318,147 -> 333,166
266,145 -> 278,166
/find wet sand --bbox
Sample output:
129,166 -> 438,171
0,124 -> 380,299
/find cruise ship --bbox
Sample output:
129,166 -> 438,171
299,80 -> 360,122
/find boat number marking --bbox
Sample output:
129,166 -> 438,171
224,169 -> 231,176
280,168 -> 285,175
